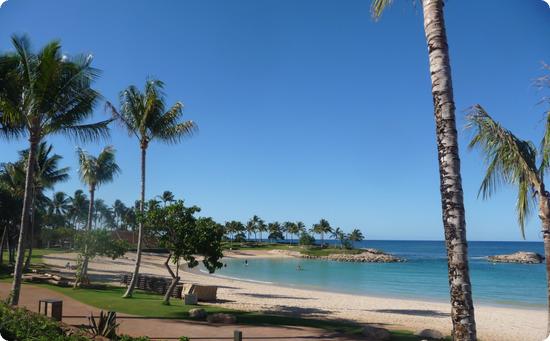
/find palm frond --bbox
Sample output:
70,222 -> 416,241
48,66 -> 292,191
466,104 -> 540,234
52,119 -> 112,143
371,0 -> 392,20
539,109 -> 550,176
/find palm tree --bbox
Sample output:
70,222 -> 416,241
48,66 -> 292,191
250,215 -> 262,241
76,146 -> 120,286
0,35 -> 110,305
467,105 -> 550,334
48,192 -> 71,217
311,219 -> 332,246
331,227 -> 345,249
18,142 -> 70,269
108,79 -> 196,298
256,217 -> 267,243
349,228 -> 364,249
158,190 -> 175,207
371,1 -> 477,338
68,190 -> 89,230
245,220 -> 255,241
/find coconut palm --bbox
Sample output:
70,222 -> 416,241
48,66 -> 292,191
371,1 -> 476,338
76,146 -> 120,286
0,35 -> 110,305
467,105 -> 550,334
48,192 -> 71,217
250,215 -> 262,241
311,219 -> 332,246
18,142 -> 70,269
107,79 -> 196,298
331,227 -> 345,249
349,228 -> 364,248
158,190 -> 175,207
67,190 -> 89,230
245,220 -> 255,241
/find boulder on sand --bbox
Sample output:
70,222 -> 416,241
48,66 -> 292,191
488,251 -> 544,264
362,325 -> 391,340
415,328 -> 444,340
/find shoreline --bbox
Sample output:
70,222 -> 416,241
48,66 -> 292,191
43,251 -> 547,341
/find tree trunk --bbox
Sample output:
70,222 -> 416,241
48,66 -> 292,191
76,185 -> 95,287
422,1 -> 476,339
539,193 -> 550,336
162,253 -> 179,305
0,225 -> 6,265
124,145 -> 147,298
24,189 -> 36,271
10,137 -> 38,305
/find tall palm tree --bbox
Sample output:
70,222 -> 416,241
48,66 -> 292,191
48,192 -> 71,217
0,35 -> 109,305
68,190 -> 89,230
349,228 -> 364,249
18,142 -> 70,269
158,190 -> 175,207
311,219 -> 332,246
371,1 -> 476,338
76,146 -> 120,286
250,215 -> 262,241
245,220 -> 255,241
467,105 -> 550,334
331,227 -> 345,249
108,79 -> 196,298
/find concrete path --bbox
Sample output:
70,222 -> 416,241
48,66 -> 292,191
0,283 -> 360,340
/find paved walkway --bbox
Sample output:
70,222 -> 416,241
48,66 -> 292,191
0,283 -> 360,340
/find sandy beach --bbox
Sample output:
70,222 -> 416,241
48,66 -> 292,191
43,250 -> 546,341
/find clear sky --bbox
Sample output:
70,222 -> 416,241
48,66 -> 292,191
1,0 -> 549,241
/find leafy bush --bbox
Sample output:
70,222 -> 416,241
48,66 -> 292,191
299,233 -> 315,246
0,301 -> 88,340
118,335 -> 151,341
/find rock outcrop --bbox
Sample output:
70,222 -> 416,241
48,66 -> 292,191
415,328 -> 444,340
269,248 -> 404,263
488,251 -> 544,264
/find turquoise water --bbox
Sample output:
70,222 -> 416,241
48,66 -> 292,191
202,241 -> 546,308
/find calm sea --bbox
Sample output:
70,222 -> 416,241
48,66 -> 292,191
202,241 -> 546,308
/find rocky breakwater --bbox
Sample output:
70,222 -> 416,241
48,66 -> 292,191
488,251 -> 544,264
269,248 -> 404,263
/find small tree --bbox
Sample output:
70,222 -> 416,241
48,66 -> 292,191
349,228 -> 365,249
74,229 -> 128,287
144,200 -> 223,305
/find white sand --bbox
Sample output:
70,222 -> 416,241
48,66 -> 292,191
43,251 -> 546,341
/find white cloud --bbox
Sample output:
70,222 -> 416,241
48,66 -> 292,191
0,0 -> 7,8
543,0 -> 550,8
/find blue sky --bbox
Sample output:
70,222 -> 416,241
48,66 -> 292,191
1,0 -> 549,241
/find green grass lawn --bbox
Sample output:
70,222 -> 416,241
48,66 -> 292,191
34,283 -> 422,340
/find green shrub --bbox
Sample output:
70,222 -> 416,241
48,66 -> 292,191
118,335 -> 151,341
0,301 -> 87,340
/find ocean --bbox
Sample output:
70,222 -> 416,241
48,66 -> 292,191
203,240 -> 546,308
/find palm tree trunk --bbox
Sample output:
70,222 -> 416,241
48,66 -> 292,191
76,186 -> 95,287
0,225 -> 6,265
124,145 -> 146,298
10,137 -> 38,305
539,193 -> 550,336
422,1 -> 476,339
23,189 -> 36,271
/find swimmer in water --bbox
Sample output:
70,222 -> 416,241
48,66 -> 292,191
296,265 -> 303,271
244,259 -> 248,266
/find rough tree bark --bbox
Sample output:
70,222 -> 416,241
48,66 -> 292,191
538,190 -> 550,335
124,144 -> 147,298
10,135 -> 38,305
23,187 -> 36,271
422,0 -> 477,339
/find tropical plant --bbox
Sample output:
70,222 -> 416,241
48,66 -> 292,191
311,219 -> 332,246
267,221 -> 283,241
67,190 -> 90,230
467,104 -> 550,334
348,228 -> 364,249
371,1 -> 477,338
255,216 -> 267,242
299,232 -> 315,246
331,227 -> 346,249
18,142 -> 70,269
245,220 -> 256,241
107,78 -> 196,298
0,35 -> 110,305
158,190 -> 175,207
224,220 -> 245,247
75,146 -> 120,286
88,310 -> 119,339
